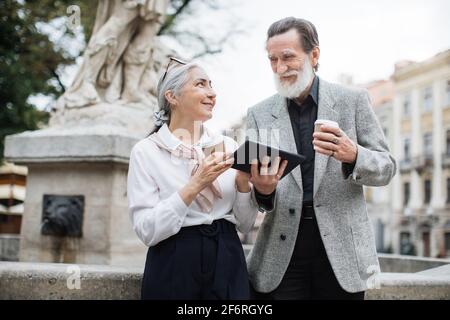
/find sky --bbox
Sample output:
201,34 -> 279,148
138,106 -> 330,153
32,0 -> 450,133
188,0 -> 450,131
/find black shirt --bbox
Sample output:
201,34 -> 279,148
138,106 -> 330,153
287,75 -> 319,202
254,76 -> 319,209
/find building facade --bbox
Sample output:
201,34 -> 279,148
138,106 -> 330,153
364,79 -> 396,254
390,50 -> 450,258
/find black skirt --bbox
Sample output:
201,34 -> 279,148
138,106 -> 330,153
141,218 -> 250,300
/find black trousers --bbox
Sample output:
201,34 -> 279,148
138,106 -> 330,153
251,204 -> 365,300
141,219 -> 249,300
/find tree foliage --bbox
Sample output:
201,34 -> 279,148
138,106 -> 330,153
0,0 -> 84,164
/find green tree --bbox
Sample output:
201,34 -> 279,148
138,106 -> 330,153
0,0 -> 97,164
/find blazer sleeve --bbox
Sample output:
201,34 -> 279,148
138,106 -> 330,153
342,90 -> 397,186
127,145 -> 189,247
245,108 -> 278,214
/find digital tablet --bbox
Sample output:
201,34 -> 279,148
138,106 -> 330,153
231,139 -> 306,179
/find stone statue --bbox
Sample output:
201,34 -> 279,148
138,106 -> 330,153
57,0 -> 169,109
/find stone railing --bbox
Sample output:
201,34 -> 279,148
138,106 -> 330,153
1,259 -> 449,300
366,265 -> 450,300
0,262 -> 142,300
378,253 -> 450,273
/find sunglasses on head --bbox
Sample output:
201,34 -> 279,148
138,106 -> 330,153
161,57 -> 187,82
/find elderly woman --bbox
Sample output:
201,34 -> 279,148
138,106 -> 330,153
127,58 -> 260,300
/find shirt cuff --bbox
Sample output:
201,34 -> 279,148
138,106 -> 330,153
254,188 -> 276,212
172,191 -> 190,221
236,189 -> 252,200
342,160 -> 357,178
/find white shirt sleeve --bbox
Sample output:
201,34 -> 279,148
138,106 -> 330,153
127,144 -> 189,247
233,188 -> 259,234
227,138 -> 259,234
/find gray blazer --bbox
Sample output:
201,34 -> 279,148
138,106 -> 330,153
246,78 -> 396,293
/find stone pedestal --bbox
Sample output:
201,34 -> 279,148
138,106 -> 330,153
4,101 -> 155,267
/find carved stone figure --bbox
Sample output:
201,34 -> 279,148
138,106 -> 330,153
58,0 -> 169,109
41,195 -> 84,237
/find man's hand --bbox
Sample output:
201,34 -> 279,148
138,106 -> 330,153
312,125 -> 357,164
250,156 -> 288,195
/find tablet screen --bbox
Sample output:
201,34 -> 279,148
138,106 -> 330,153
231,140 -> 306,179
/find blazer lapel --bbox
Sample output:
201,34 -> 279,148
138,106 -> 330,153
313,79 -> 339,198
269,95 -> 303,192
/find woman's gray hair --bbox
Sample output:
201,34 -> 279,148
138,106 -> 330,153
151,62 -> 201,130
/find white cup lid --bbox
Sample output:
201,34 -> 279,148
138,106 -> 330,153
314,119 -> 339,127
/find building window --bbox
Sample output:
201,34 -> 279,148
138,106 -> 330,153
423,133 -> 433,156
404,182 -> 410,206
446,130 -> 450,155
447,179 -> 450,204
403,93 -> 411,116
424,179 -> 431,204
423,86 -> 433,112
422,231 -> 431,257
400,232 -> 415,255
446,80 -> 450,106
445,232 -> 450,257
404,138 -> 411,160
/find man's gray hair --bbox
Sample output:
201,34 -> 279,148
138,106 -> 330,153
267,17 -> 320,71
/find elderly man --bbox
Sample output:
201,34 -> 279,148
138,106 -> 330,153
245,17 -> 396,300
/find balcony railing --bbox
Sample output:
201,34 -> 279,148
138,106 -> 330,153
442,152 -> 450,168
399,158 -> 412,173
400,154 -> 434,173
411,154 -> 433,173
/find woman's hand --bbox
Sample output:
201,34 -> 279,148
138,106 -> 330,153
191,152 -> 234,191
236,170 -> 252,193
179,152 -> 234,206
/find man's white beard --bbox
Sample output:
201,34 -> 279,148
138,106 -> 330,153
274,58 -> 315,99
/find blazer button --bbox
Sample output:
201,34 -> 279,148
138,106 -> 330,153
280,234 -> 286,241
289,208 -> 295,215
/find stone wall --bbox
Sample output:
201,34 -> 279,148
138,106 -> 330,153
1,261 -> 449,300
0,235 -> 20,261
0,262 -> 142,300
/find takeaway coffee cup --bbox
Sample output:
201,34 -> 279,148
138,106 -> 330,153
314,119 -> 339,132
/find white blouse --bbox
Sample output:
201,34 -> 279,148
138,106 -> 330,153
127,124 -> 259,247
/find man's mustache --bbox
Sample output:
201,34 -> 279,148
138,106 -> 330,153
278,70 -> 299,78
